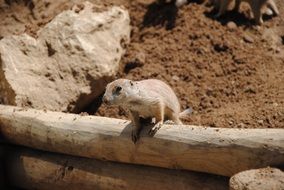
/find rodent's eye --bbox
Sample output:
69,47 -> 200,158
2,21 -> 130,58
130,81 -> 134,86
114,86 -> 122,95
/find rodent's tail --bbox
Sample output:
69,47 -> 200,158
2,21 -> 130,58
179,107 -> 193,119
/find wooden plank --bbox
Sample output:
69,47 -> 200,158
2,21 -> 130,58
0,105 -> 283,176
4,146 -> 227,190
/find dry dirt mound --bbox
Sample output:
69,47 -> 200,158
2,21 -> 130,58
96,0 -> 284,129
0,0 -> 283,128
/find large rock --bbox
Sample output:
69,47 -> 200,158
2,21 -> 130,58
230,167 -> 284,190
0,1 -> 130,112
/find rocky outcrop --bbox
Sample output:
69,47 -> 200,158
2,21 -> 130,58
0,1 -> 130,112
230,167 -> 284,190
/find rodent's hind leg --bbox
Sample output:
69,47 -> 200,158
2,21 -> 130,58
250,1 -> 263,24
148,104 -> 165,136
214,0 -> 230,18
130,111 -> 142,144
233,0 -> 241,12
267,0 -> 279,16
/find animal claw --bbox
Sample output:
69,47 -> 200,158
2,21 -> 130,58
148,123 -> 162,136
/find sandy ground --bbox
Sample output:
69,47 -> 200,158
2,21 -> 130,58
0,0 -> 283,128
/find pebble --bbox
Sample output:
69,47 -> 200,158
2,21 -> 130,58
275,47 -> 281,53
273,102 -> 278,107
244,86 -> 256,94
172,75 -> 180,81
243,34 -> 254,43
257,120 -> 264,125
237,123 -> 245,128
227,21 -> 237,31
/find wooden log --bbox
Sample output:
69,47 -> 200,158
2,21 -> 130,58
4,145 -> 228,190
0,105 -> 283,176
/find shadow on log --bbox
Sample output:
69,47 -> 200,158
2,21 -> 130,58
0,105 -> 283,176
2,145 -> 227,190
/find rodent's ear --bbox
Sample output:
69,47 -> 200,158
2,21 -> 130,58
129,81 -> 134,86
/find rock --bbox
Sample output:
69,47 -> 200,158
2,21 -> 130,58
230,167 -> 284,190
274,47 -> 281,53
0,2 -> 130,112
237,123 -> 245,128
227,22 -> 237,31
273,102 -> 279,107
172,75 -> 180,81
257,119 -> 264,125
244,86 -> 256,94
243,34 -> 254,43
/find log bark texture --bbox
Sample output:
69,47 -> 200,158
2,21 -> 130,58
0,105 -> 283,176
3,146 -> 227,190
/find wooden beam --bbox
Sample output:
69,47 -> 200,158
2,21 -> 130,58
4,145 -> 227,190
0,105 -> 283,176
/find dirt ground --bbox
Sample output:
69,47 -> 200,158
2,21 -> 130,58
0,0 -> 283,128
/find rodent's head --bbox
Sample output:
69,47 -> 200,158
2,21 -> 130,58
103,79 -> 136,106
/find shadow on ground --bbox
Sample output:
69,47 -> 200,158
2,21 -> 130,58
142,1 -> 178,30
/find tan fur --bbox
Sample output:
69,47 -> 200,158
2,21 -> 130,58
103,79 -> 191,143
214,0 -> 279,24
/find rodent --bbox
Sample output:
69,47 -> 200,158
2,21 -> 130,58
103,79 -> 192,143
213,0 -> 279,24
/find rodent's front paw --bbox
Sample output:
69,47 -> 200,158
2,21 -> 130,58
148,123 -> 162,136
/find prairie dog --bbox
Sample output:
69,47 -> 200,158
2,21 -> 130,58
103,79 -> 192,143
214,0 -> 279,24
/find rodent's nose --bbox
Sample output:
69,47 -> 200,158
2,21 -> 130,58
102,96 -> 109,105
